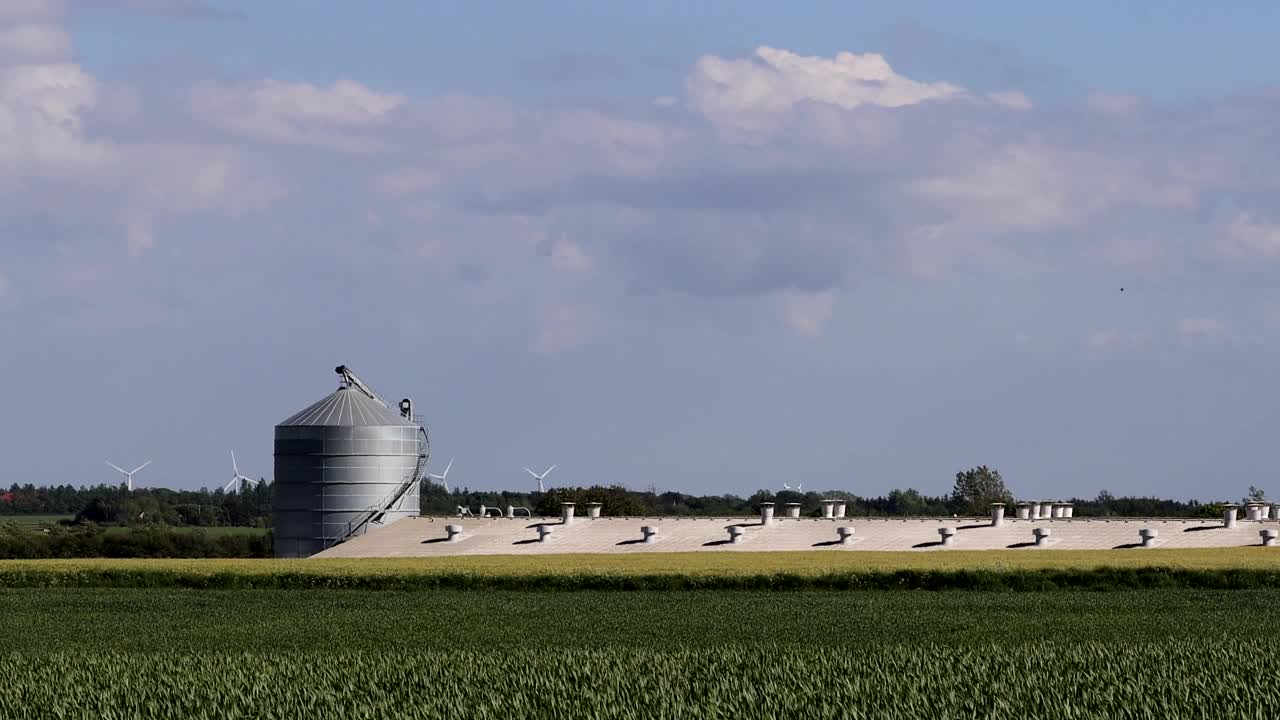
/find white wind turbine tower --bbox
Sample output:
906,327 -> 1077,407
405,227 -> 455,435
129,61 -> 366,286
106,460 -> 151,491
525,465 -> 556,493
427,457 -> 454,493
224,451 -> 253,493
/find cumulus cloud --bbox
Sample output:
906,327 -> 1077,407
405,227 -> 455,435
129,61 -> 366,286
0,0 -> 278,316
6,35 -> 1280,343
190,78 -> 406,151
691,46 -> 963,114
911,142 -> 1198,238
687,46 -> 966,137
0,62 -> 104,180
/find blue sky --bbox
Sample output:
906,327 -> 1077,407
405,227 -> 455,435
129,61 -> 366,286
4,0 -> 1280,501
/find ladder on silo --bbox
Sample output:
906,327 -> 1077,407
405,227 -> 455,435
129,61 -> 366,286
327,424 -> 430,548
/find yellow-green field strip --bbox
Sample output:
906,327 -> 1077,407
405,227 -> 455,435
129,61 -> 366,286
5,547 -> 1280,576
1,548 -> 1279,592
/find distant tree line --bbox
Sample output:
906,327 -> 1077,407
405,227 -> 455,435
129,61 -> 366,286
423,466 -> 1233,520
0,524 -> 271,559
0,482 -> 272,527
1,464 -> 1254,529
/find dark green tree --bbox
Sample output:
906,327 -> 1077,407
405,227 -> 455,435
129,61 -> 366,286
950,465 -> 1013,515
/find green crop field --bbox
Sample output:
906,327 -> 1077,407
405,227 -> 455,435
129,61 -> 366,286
7,552 -> 1280,717
4,588 -> 1280,651
3,645 -> 1275,719
3,588 -> 1280,718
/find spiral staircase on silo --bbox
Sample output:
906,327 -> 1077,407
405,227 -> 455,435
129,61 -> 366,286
323,367 -> 431,549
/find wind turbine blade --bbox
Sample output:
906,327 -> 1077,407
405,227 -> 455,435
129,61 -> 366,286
442,458 -> 454,477
106,461 -> 126,474
231,451 -> 239,475
544,465 -> 556,477
131,461 -> 152,474
524,467 -> 539,478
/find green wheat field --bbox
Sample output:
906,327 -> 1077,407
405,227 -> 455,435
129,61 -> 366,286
6,552 -> 1280,718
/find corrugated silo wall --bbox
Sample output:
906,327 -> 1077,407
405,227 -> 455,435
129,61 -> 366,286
273,424 -> 422,558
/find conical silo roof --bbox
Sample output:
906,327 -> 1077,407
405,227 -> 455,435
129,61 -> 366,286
277,386 -> 413,427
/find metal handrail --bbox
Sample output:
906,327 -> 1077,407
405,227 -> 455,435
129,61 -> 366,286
325,425 -> 431,548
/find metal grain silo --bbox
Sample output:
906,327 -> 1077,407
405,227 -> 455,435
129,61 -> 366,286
273,366 -> 429,558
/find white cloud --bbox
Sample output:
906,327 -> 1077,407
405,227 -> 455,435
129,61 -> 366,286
687,46 -> 964,134
912,144 -> 1077,234
911,142 -> 1198,241
5,37 -> 1280,341
0,5 -> 277,264
0,64 -> 106,185
190,78 -> 406,151
0,1 -> 99,179
1217,212 -> 1280,260
780,289 -> 836,337
987,90 -> 1032,110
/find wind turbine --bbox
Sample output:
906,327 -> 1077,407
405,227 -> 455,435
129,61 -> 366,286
783,482 -> 803,492
106,460 -> 151,491
525,465 -> 556,493
224,451 -> 253,493
427,457 -> 454,493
